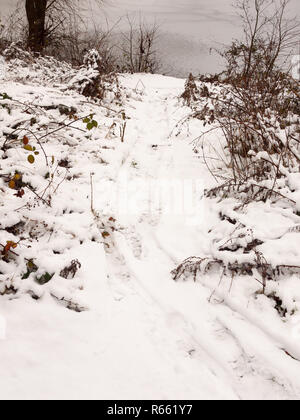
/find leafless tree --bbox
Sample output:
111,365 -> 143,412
25,0 -> 47,51
120,15 -> 161,74
2,1 -> 119,73
45,15 -> 120,69
24,0 -> 104,53
0,18 -> 6,52
223,0 -> 300,86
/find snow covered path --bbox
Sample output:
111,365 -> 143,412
1,74 -> 300,400
99,75 -> 300,400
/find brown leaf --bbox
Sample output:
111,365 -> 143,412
23,136 -> 29,145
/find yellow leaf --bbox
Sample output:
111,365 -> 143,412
28,155 -> 35,164
8,180 -> 15,189
24,144 -> 33,151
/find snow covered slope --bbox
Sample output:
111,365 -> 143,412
1,70 -> 300,400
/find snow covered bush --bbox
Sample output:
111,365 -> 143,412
68,49 -> 123,103
83,49 -> 101,70
0,43 -> 129,311
0,89 -> 93,307
3,42 -> 31,62
2,42 -> 75,86
181,73 -> 200,107
192,72 -> 300,196
175,41 -> 300,301
1,44 -> 123,106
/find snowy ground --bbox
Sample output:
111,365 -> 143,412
1,71 -> 300,400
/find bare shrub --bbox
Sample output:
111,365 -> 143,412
44,16 -> 119,71
220,0 -> 300,88
194,74 -> 300,190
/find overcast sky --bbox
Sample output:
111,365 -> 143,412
1,0 -> 300,76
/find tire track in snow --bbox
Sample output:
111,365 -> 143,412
108,79 -> 300,400
101,88 -> 243,399
118,222 -> 300,400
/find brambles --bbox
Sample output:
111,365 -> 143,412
171,214 -> 300,296
172,255 -> 300,294
0,46 -> 127,310
176,70 -> 300,294
180,70 -> 300,203
174,0 -> 300,300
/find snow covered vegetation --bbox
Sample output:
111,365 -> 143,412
0,0 -> 300,402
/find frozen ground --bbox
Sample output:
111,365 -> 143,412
1,71 -> 300,400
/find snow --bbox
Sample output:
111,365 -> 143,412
1,66 -> 300,400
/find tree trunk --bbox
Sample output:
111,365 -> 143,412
25,0 -> 48,52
